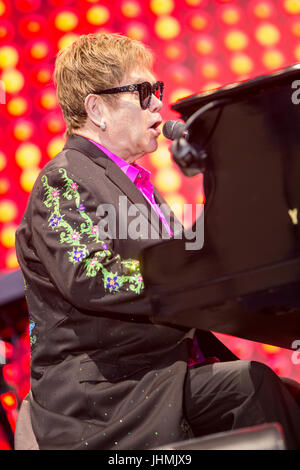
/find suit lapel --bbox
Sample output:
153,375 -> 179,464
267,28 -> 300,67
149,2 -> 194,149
64,134 -> 162,237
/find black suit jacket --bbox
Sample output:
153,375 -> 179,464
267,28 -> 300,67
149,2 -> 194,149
15,134 -> 236,450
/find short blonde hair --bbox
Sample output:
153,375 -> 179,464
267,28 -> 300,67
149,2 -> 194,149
54,33 -> 154,136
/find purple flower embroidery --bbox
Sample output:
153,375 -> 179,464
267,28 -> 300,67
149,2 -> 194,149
50,214 -> 61,226
78,203 -> 85,211
137,275 -> 143,283
73,249 -> 85,262
106,276 -> 119,290
71,232 -> 80,241
51,189 -> 59,198
70,182 -> 78,191
102,243 -> 108,250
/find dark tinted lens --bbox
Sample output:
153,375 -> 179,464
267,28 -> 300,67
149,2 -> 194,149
140,82 -> 151,109
154,84 -> 161,99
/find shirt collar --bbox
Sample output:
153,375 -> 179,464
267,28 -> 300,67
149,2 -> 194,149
88,138 -> 151,184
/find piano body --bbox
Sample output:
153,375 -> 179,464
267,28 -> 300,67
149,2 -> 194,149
140,64 -> 300,349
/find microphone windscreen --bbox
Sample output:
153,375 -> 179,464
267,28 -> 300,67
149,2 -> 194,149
162,120 -> 185,140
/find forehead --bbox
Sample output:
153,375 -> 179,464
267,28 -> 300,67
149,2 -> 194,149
121,68 -> 156,86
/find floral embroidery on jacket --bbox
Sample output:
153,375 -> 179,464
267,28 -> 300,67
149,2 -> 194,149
41,168 -> 144,294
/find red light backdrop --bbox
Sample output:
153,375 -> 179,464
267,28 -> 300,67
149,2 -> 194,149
0,0 -> 300,448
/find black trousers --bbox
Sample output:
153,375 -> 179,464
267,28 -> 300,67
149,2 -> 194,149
184,360 -> 300,450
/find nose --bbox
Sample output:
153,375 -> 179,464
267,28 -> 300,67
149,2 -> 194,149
149,93 -> 163,112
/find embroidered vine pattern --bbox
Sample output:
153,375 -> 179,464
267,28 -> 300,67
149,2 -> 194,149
41,169 -> 144,294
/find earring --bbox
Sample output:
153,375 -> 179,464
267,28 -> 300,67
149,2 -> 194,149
100,122 -> 106,131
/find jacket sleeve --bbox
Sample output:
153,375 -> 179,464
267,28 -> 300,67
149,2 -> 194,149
30,167 -> 153,315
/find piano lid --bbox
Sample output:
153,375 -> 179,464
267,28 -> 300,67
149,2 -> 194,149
171,63 -> 300,118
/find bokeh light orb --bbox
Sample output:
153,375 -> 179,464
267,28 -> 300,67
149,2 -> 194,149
121,1 -> 141,18
154,16 -> 180,40
58,33 -> 79,50
1,68 -> 24,93
54,10 -> 79,32
0,45 -> 19,68
15,142 -> 41,168
0,150 -> 6,170
5,249 -> 19,269
224,30 -> 249,51
0,200 -> 18,223
255,23 -> 281,46
0,224 -> 17,249
0,177 -> 9,195
47,135 -> 65,159
86,5 -> 110,26
6,96 -> 29,116
150,0 -> 175,15
230,53 -> 254,75
283,0 -> 300,15
20,166 -> 40,192
154,167 -> 182,193
13,119 -> 35,141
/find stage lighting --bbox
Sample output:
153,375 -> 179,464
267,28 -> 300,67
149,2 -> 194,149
155,16 -> 180,39
0,200 -> 18,223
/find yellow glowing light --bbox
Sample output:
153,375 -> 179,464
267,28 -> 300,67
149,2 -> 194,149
169,88 -> 193,103
262,344 -> 281,354
0,46 -> 19,69
54,11 -> 78,32
154,167 -> 182,193
0,177 -> 9,195
30,41 -> 49,60
0,1 -> 6,16
185,0 -> 203,5
262,49 -> 284,69
196,191 -> 205,204
294,43 -> 300,60
0,200 -> 18,223
230,53 -> 254,75
150,0 -> 174,15
154,16 -> 180,40
13,120 -> 34,141
121,1 -> 141,18
47,136 -> 65,159
224,30 -> 249,51
27,20 -> 41,33
7,97 -> 28,116
164,43 -> 182,60
150,144 -> 172,168
189,14 -> 207,31
164,193 -> 187,223
291,20 -> 300,36
1,69 -> 24,94
0,224 -> 17,248
194,37 -> 214,55
201,81 -> 221,91
255,23 -> 280,46
0,151 -> 6,171
58,33 -> 79,50
284,0 -> 300,14
20,167 -> 41,192
40,91 -> 58,110
126,23 -> 147,41
221,7 -> 240,24
15,143 -> 41,169
253,2 -> 273,18
36,67 -> 52,84
0,25 -> 9,39
86,5 -> 110,25
200,61 -> 219,79
6,250 -> 19,269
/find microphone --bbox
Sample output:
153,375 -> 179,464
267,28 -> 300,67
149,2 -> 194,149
162,120 -> 188,141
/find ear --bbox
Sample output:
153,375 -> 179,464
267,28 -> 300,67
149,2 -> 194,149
84,94 -> 103,128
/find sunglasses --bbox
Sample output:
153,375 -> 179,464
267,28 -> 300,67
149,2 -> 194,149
95,81 -> 164,110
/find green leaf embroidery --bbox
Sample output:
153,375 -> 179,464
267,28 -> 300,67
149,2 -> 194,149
41,170 -> 144,295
